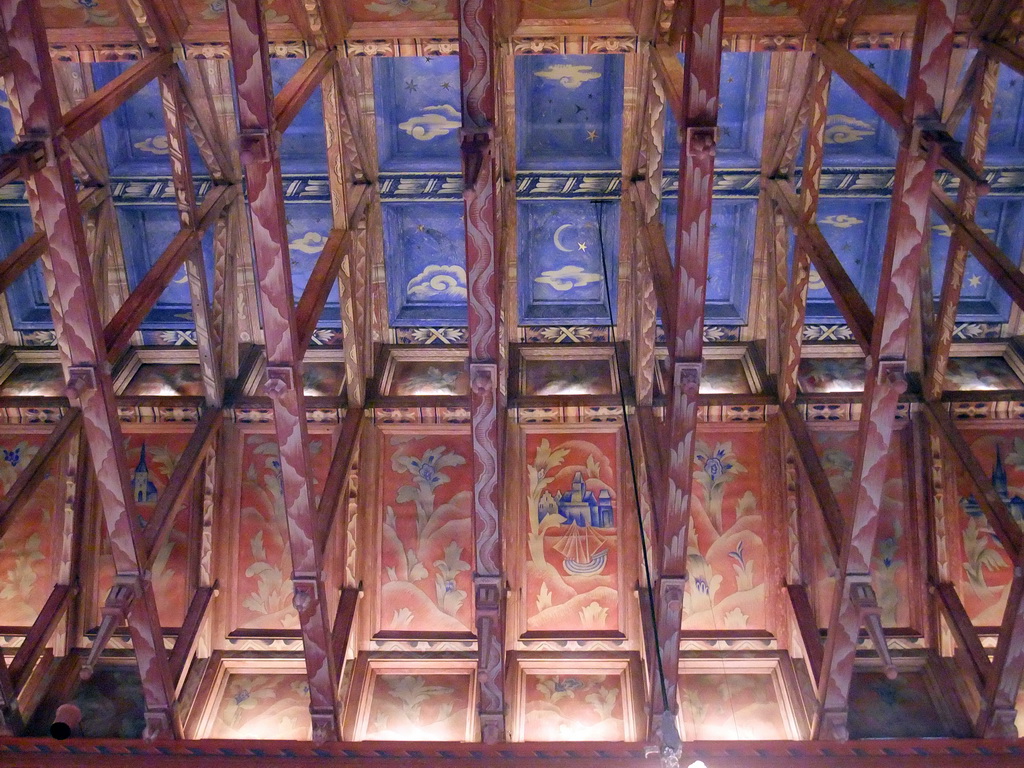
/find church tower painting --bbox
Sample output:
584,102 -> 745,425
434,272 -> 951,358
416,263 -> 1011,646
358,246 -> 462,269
132,443 -> 159,504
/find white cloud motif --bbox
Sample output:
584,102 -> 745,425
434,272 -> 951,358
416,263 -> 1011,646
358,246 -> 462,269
407,264 -> 468,300
933,223 -> 994,238
133,135 -> 169,155
290,231 -> 328,254
824,115 -> 875,144
534,64 -> 602,90
819,214 -> 863,229
398,104 -> 461,141
534,265 -> 602,292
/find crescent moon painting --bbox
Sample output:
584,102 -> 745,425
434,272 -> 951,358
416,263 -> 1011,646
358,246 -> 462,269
553,224 -> 576,253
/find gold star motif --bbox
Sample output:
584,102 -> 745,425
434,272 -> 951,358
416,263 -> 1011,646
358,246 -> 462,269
586,129 -> 598,142
578,242 -> 587,252
968,274 -> 982,288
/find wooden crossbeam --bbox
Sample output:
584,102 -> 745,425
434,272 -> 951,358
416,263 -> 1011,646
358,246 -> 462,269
788,582 -> 824,683
926,56 -> 999,401
8,583 -> 75,689
169,585 -> 216,686
815,0 -> 956,741
933,580 -> 992,690
113,0 -> 179,50
0,139 -> 45,187
172,65 -> 234,184
103,184 -> 236,364
62,53 -> 173,144
0,229 -> 45,294
458,0 -> 506,744
330,585 -> 360,668
983,38 -> 1024,76
0,408 -> 80,540
226,0 -> 341,741
143,408 -> 222,570
315,407 -> 363,560
651,0 -> 724,734
158,68 -> 223,406
0,0 -> 181,737
274,50 -> 335,133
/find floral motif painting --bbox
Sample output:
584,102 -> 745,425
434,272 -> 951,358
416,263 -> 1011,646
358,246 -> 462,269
803,427 -> 912,628
388,360 -> 469,397
947,428 -> 1024,626
41,0 -> 124,28
0,364 -> 64,396
797,358 -> 866,393
207,673 -> 311,740
682,427 -> 768,631
0,432 -> 56,626
348,0 -> 456,22
363,672 -> 472,740
379,432 -> 475,633
124,364 -> 204,396
522,359 -> 613,396
522,673 -> 625,741
678,673 -> 789,740
521,0 -> 628,19
524,430 -> 620,633
236,431 -> 333,631
944,357 -> 1023,391
97,433 -> 191,627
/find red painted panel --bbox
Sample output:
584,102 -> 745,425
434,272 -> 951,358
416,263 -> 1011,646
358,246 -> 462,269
364,672 -> 472,740
0,431 -> 56,626
522,673 -> 625,741
378,432 -> 475,633
683,426 -> 769,631
524,431 -> 620,633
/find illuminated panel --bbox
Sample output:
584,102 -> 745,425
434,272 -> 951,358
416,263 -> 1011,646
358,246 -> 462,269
797,357 -> 866,394
388,360 -> 469,397
376,429 -> 475,635
207,673 -> 312,740
233,430 -> 334,631
362,672 -> 472,740
123,365 -> 204,397
521,358 -> 614,396
0,364 -> 65,396
700,359 -> 751,395
678,673 -> 790,740
682,426 -> 770,631
0,430 -> 58,626
944,357 -> 1023,391
522,428 -> 621,634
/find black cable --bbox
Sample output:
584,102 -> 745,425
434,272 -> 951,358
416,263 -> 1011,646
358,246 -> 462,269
592,200 -> 671,713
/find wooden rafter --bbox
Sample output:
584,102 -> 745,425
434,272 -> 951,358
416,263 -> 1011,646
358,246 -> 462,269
225,0 -> 341,740
458,0 -> 506,744
815,0 -> 956,740
0,0 -> 181,737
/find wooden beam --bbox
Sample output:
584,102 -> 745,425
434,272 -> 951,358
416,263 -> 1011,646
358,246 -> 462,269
62,53 -> 173,144
815,0 -> 956,740
330,585 -> 360,667
273,50 -> 335,134
0,409 -> 80,539
458,0 -> 506,744
981,39 -> 1024,77
0,230 -> 45,295
933,581 -> 992,690
653,0 -> 724,736
227,0 -> 340,741
315,407 -> 363,560
925,56 -> 999,401
168,585 -> 216,685
103,184 -> 236,364
0,139 -> 45,187
768,178 -> 874,355
0,0 -> 180,737
931,186 -> 1024,313
8,583 -> 76,689
788,582 -> 824,683
142,408 -> 222,570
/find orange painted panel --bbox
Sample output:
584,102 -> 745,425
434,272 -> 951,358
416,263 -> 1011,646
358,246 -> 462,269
678,673 -> 789,740
363,672 -> 471,740
378,432 -> 475,633
97,433 -> 191,627
235,431 -> 333,631
207,673 -> 311,739
347,0 -> 457,23
0,432 -> 57,626
522,673 -> 625,741
524,431 -> 620,633
682,427 -> 769,631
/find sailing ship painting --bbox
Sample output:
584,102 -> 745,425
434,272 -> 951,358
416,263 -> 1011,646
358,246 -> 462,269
526,431 -> 620,632
537,472 -> 614,574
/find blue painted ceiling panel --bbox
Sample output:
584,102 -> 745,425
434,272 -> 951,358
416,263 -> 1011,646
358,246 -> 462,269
0,86 -> 15,153
285,202 -> 341,327
518,200 -> 618,325
986,64 -> 1024,166
271,58 -> 329,175
373,56 -> 462,173
516,54 -> 623,171
1,209 -> 51,331
665,51 -> 768,170
382,201 -> 467,327
661,197 -> 755,325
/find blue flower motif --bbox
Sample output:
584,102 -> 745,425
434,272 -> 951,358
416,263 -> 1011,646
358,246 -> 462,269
554,678 -> 584,693
695,576 -> 710,595
728,540 -> 745,567
233,689 -> 250,705
77,0 -> 99,8
3,448 -> 19,467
